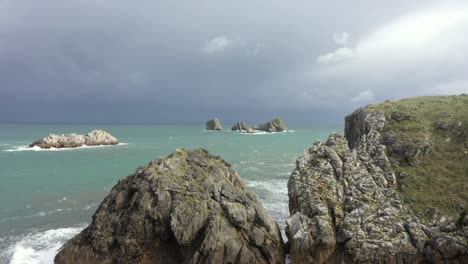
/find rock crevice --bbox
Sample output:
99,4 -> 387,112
287,107 -> 468,263
55,149 -> 284,264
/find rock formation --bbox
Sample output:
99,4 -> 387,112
231,122 -> 253,132
286,98 -> 468,263
206,118 -> 223,131
256,118 -> 287,132
29,130 -> 118,149
55,149 -> 284,264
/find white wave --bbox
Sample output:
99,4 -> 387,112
246,179 -> 289,196
235,130 -> 295,135
1,225 -> 86,264
0,206 -> 96,223
3,143 -> 129,152
82,204 -> 98,210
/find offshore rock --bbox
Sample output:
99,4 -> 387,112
29,130 -> 118,149
206,118 -> 223,131
55,149 -> 285,264
287,105 -> 468,263
231,122 -> 253,132
256,118 -> 287,132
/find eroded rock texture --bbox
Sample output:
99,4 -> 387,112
287,108 -> 468,264
55,149 -> 284,264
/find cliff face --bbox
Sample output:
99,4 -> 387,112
362,96 -> 468,216
55,149 -> 284,264
287,95 -> 468,263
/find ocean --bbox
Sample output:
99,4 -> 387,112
0,124 -> 338,264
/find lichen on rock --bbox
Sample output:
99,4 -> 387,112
287,100 -> 468,263
55,148 -> 284,264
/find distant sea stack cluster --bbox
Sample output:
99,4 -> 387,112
29,130 -> 118,149
56,95 -> 468,263
206,117 -> 288,133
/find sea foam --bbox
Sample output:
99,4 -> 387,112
3,143 -> 129,152
0,225 -> 86,264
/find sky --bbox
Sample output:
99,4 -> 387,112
1,0 -> 468,124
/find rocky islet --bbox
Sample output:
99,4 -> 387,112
29,130 -> 118,149
56,96 -> 467,263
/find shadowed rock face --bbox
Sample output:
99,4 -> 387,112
29,130 -> 118,149
256,118 -> 287,132
287,107 -> 468,264
206,118 -> 222,131
55,149 -> 284,264
231,122 -> 253,131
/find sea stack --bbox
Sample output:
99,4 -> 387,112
286,95 -> 468,263
29,130 -> 118,149
256,118 -> 287,132
206,118 -> 222,131
55,149 -> 285,264
231,122 -> 253,132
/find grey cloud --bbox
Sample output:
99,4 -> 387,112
0,0 -> 466,124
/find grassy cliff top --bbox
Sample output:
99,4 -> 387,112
368,95 -> 468,218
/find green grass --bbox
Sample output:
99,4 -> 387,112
368,95 -> 468,218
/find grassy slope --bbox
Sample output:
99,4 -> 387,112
368,95 -> 468,218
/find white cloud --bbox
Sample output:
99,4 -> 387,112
316,47 -> 355,64
202,36 -> 235,54
308,5 -> 468,106
333,32 -> 351,45
246,42 -> 265,56
429,79 -> 468,95
350,90 -> 375,103
202,36 -> 264,56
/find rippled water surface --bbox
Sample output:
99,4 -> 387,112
0,124 -> 338,263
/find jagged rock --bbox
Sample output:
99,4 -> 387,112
435,121 -> 450,130
29,130 -> 118,149
206,118 -> 222,131
391,111 -> 411,121
287,106 -> 468,263
256,118 -> 287,132
55,149 -> 284,264
231,122 -> 253,132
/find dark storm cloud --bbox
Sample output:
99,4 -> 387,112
0,0 -> 467,124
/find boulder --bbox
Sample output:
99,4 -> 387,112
29,130 -> 118,149
55,149 -> 285,264
206,118 -> 222,131
231,122 -> 253,132
256,118 -> 287,132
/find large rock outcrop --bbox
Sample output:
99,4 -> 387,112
206,118 -> 223,131
29,130 -> 118,149
55,149 -> 285,264
231,122 -> 253,132
287,101 -> 468,263
256,118 -> 287,132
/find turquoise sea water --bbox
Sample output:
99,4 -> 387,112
0,124 -> 338,263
